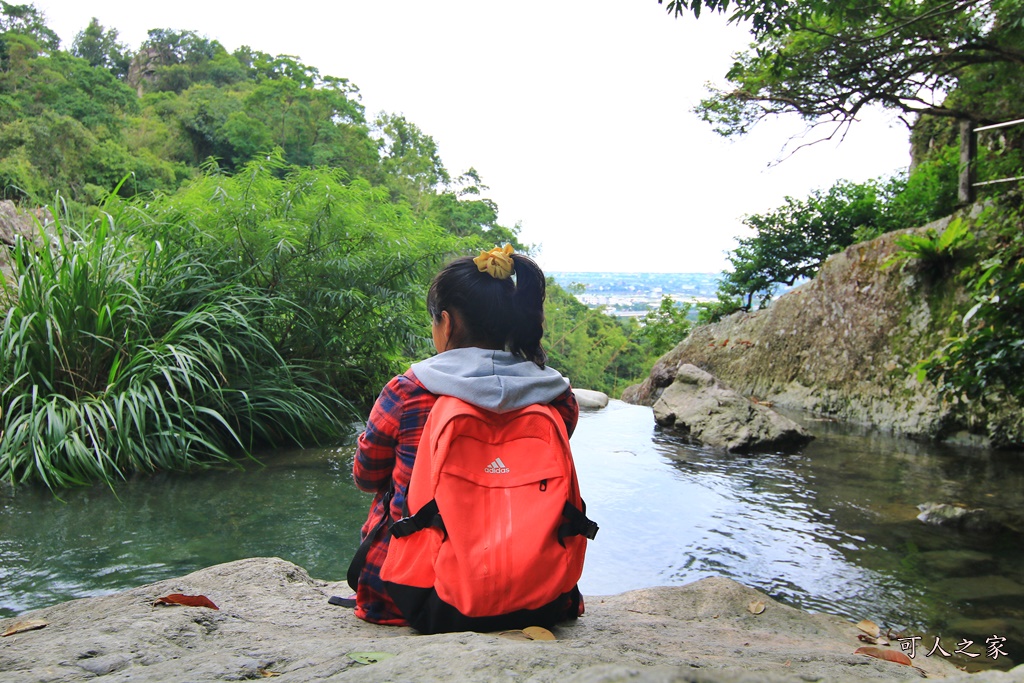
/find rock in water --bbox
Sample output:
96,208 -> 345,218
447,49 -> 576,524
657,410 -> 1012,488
916,502 -> 1015,535
573,388 -> 609,409
653,364 -> 813,453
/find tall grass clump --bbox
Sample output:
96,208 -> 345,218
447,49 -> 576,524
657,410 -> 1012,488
0,212 -> 349,489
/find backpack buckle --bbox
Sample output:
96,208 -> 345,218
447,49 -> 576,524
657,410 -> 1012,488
558,501 -> 600,544
389,499 -> 441,539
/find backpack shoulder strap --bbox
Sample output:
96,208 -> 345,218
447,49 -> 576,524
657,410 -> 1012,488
346,488 -> 392,592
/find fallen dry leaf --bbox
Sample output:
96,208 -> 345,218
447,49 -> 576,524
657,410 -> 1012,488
747,600 -> 766,615
523,626 -> 556,641
1,619 -> 48,637
858,633 -> 890,646
856,619 -> 881,638
153,593 -> 219,610
855,646 -> 913,666
495,626 -> 557,641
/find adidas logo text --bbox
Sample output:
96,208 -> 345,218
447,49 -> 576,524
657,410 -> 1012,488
484,457 -> 509,474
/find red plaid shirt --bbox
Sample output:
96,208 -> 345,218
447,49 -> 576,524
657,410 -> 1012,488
352,369 -> 579,625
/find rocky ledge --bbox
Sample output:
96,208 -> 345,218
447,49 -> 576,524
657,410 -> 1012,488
621,212 -> 1024,446
3,557 -> 1020,683
652,364 -> 813,453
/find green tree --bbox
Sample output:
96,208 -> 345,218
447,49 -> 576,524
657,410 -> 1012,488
0,41 -> 145,202
0,112 -> 95,201
134,29 -> 240,93
544,282 -> 648,396
720,180 -> 882,309
173,83 -> 247,165
71,17 -> 130,79
636,296 -> 693,356
427,169 -> 525,251
696,290 -> 744,324
310,118 -> 383,183
660,0 -> 1024,143
0,37 -> 138,130
375,112 -> 450,207
42,51 -> 138,129
244,57 -> 367,168
854,147 -> 962,242
142,28 -> 220,67
0,2 -> 59,56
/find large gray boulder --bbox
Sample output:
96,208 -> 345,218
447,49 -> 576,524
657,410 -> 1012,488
653,364 -> 813,453
0,557 -> 977,683
0,200 -> 55,279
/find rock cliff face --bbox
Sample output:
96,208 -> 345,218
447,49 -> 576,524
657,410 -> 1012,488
623,214 -> 1023,447
0,200 -> 54,279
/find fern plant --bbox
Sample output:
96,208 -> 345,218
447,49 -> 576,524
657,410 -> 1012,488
884,217 -> 974,281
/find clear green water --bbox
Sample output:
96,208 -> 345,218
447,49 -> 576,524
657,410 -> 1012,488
2,401 -> 1021,670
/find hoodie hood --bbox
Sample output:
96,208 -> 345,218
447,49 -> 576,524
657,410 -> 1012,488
410,348 -> 570,413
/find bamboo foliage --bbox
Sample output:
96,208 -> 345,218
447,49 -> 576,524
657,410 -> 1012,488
121,154 -> 456,405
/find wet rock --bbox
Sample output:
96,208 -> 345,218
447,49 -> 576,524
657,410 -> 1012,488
621,355 -> 677,407
932,575 -> 1024,602
652,365 -> 814,453
916,503 -> 1012,534
918,549 -> 997,577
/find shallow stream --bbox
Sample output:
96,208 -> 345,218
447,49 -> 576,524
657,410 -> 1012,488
1,401 -> 1021,671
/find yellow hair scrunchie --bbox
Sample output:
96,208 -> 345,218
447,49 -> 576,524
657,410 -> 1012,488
473,244 -> 515,279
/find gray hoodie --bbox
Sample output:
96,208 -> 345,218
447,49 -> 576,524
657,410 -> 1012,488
410,348 -> 570,414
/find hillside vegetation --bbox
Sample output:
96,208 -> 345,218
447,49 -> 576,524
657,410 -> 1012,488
0,5 -> 669,487
2,1 -> 1022,486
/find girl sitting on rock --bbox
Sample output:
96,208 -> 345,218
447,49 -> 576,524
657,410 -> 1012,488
349,246 -> 586,630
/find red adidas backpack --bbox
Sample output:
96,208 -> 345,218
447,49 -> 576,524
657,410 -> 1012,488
378,395 -> 597,634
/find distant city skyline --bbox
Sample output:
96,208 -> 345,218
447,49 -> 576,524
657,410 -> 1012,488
549,271 -> 721,316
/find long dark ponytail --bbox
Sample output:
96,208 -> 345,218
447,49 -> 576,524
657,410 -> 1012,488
427,251 -> 548,367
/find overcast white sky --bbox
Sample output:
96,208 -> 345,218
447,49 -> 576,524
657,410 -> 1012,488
31,0 -> 912,273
